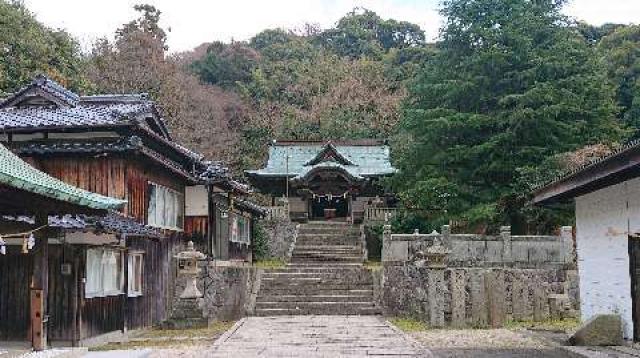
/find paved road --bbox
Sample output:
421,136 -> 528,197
208,315 -> 429,357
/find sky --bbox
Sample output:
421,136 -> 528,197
22,0 -> 640,53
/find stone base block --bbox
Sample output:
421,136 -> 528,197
569,314 -> 623,346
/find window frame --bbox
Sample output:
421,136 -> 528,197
127,251 -> 145,297
147,181 -> 185,231
85,247 -> 125,299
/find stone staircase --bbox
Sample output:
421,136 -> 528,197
254,221 -> 380,316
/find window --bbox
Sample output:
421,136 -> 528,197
85,248 -> 124,298
128,252 -> 144,297
230,215 -> 250,245
147,182 -> 184,230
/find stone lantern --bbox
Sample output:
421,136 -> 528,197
413,237 -> 451,269
175,241 -> 206,299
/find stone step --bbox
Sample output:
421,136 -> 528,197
255,301 -> 376,310
297,228 -> 360,235
291,253 -> 363,259
293,249 -> 362,254
293,244 -> 361,250
285,262 -> 364,268
269,266 -> 368,273
259,288 -> 373,296
261,271 -> 371,279
256,294 -> 373,302
253,306 -> 381,316
260,279 -> 373,288
289,257 -> 364,263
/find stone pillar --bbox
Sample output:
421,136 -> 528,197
501,226 -> 512,263
427,269 -> 446,328
470,270 -> 488,328
485,270 -> 506,328
533,283 -> 550,322
450,269 -> 467,328
441,225 -> 451,246
382,224 -> 392,262
512,272 -> 531,321
561,226 -> 575,264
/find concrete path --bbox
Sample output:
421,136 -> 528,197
208,315 -> 430,357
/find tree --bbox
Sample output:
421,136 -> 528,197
87,4 -> 247,167
318,8 -> 425,59
395,0 -> 625,233
190,42 -> 260,89
0,1 -> 86,93
598,25 -> 640,128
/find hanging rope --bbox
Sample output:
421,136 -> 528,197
0,224 -> 48,238
0,225 -> 48,255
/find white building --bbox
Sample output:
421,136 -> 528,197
533,143 -> 640,340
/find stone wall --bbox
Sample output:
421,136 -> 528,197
381,265 -> 579,327
380,225 -> 579,328
261,219 -> 298,260
173,262 -> 260,322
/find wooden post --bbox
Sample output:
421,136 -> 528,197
71,247 -> 79,346
30,214 -> 48,351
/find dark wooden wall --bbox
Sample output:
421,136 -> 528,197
184,216 -> 207,238
126,236 -> 178,330
0,246 -> 32,340
32,155 -> 187,224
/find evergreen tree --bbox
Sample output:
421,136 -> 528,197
395,0 -> 625,233
0,1 -> 86,93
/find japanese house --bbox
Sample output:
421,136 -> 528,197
246,140 -> 396,222
533,140 -> 640,341
0,143 -> 126,350
0,75 -> 260,346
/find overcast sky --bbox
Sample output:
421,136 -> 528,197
22,0 -> 640,53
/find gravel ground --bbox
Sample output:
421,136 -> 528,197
432,348 -> 580,358
410,328 -> 581,358
410,328 -> 551,349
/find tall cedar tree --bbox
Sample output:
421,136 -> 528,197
395,0 -> 625,233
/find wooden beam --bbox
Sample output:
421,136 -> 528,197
30,214 -> 48,351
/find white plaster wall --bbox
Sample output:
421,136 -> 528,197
185,185 -> 208,216
575,181 -> 633,338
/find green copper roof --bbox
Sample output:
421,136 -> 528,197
0,144 -> 126,211
246,141 -> 397,180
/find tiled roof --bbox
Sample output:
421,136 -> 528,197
0,101 -> 152,130
14,137 -> 142,155
0,74 -> 80,108
246,141 -> 397,179
234,199 -> 266,217
533,139 -> 640,193
0,144 -> 126,210
3,213 -> 164,238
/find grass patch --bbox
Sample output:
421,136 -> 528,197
89,321 -> 235,351
364,260 -> 382,270
254,258 -> 286,269
389,317 -> 429,332
505,318 -> 580,332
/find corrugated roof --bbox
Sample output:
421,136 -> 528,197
0,144 -> 126,210
246,141 -> 396,179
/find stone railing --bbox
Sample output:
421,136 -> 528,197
264,205 -> 289,221
364,207 -> 397,223
382,225 -> 575,268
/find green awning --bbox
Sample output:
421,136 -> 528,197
0,144 -> 126,211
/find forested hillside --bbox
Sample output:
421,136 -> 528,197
2,0 -> 640,233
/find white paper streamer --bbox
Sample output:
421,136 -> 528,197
27,233 -> 35,250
